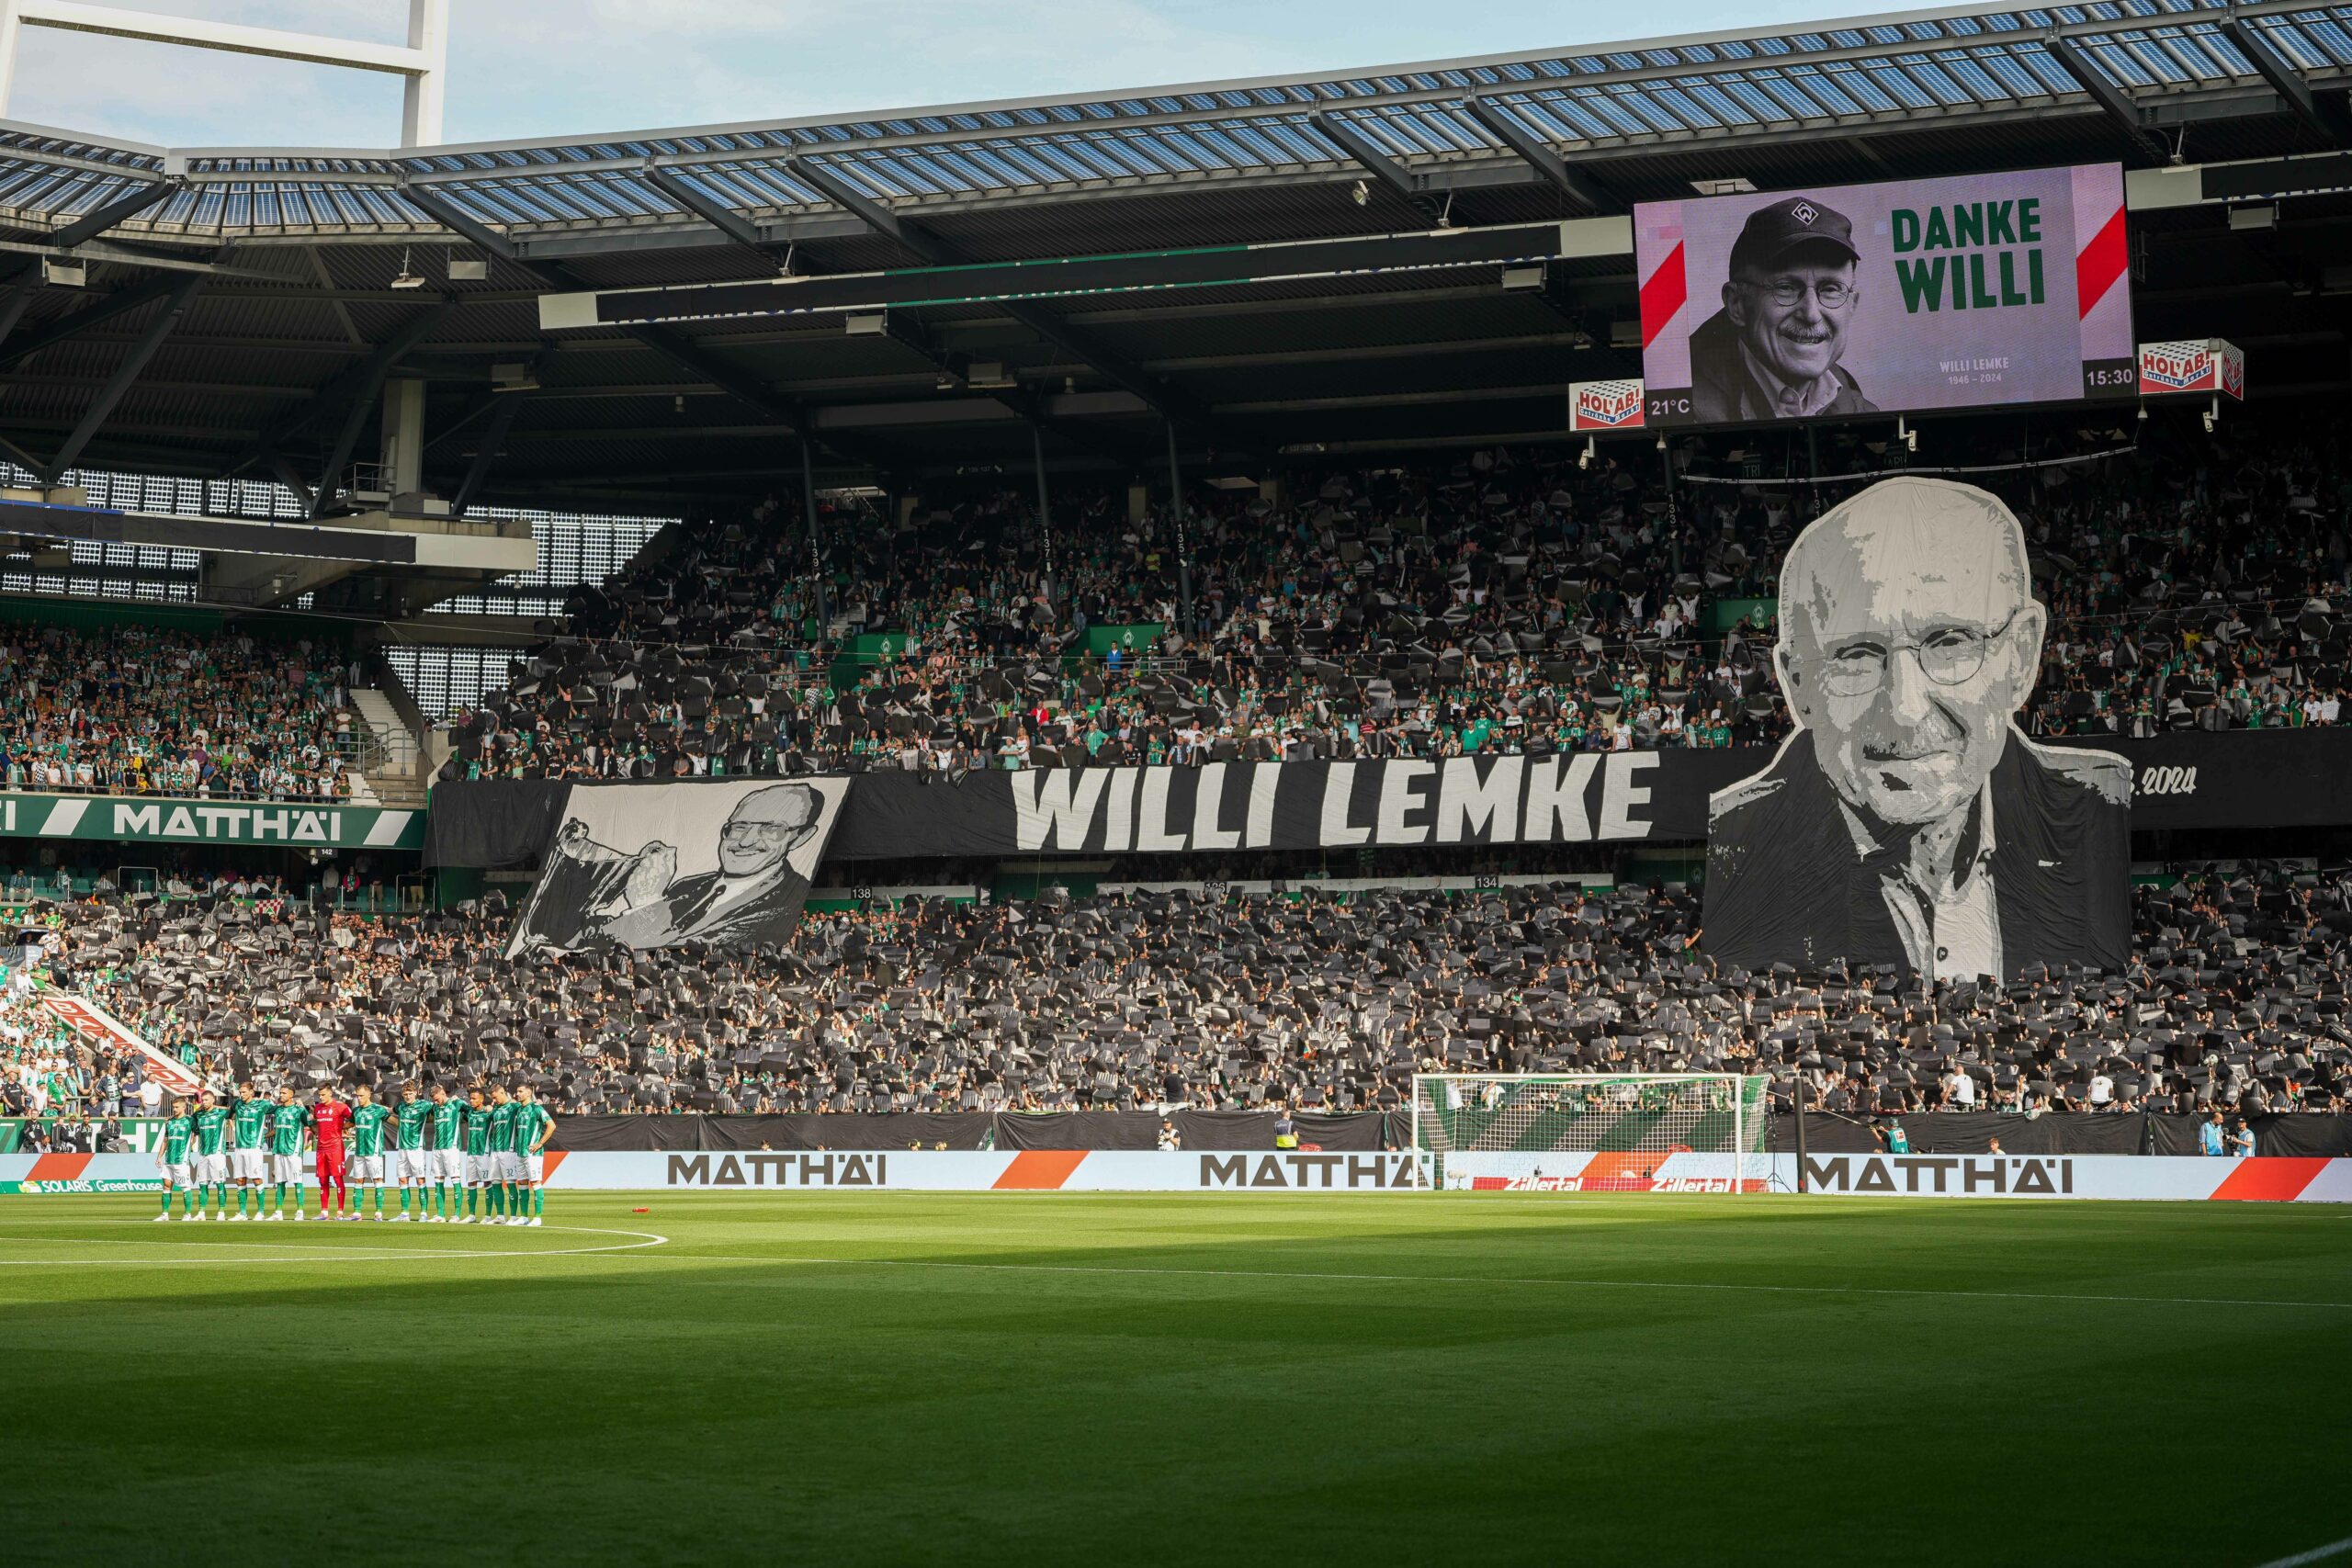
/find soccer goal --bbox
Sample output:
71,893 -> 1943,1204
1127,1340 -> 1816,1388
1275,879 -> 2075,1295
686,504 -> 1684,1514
1410,1074 -> 1770,1192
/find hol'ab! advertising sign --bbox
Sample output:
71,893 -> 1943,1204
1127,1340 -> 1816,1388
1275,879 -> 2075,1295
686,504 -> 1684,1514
1634,164 -> 2136,429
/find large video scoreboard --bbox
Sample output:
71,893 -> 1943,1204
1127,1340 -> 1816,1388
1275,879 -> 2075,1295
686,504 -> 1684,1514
1632,164 -> 2136,430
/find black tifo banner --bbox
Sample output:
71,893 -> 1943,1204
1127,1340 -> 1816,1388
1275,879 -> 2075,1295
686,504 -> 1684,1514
428,728 -> 2351,869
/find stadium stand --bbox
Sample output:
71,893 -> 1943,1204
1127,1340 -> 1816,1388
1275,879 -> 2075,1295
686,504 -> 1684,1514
0,0 -> 2347,1171
0,623 -> 367,800
5,863 -> 2347,1126
440,414 -> 2352,784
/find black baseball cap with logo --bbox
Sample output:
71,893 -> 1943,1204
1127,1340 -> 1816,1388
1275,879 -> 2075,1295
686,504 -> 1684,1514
1728,196 -> 1860,276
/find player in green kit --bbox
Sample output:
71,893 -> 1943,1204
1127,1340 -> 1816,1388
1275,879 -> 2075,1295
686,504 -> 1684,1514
511,1084 -> 555,1227
460,1088 -> 494,1223
345,1085 -> 394,1220
188,1090 -> 232,1221
390,1083 -> 430,1220
486,1086 -> 520,1223
228,1081 -> 270,1220
154,1096 -> 195,1221
266,1086 -> 311,1221
425,1084 -> 466,1222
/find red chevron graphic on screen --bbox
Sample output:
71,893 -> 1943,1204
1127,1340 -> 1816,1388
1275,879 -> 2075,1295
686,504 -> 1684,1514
2075,206 -> 2126,319
1639,241 -> 1687,349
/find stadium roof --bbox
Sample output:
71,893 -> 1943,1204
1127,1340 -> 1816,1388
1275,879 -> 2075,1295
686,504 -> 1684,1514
5,0 -> 2352,519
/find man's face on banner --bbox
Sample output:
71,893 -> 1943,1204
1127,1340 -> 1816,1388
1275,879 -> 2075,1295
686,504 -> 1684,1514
717,785 -> 819,877
1724,254 -> 1858,388
1777,483 -> 2044,827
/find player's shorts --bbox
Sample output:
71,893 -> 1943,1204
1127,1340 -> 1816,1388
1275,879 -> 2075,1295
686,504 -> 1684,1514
399,1147 -> 432,1182
194,1153 -> 228,1185
464,1155 -> 489,1187
493,1151 -> 525,1182
349,1155 -> 384,1183
519,1152 -> 545,1184
268,1153 -> 305,1185
431,1147 -> 465,1183
231,1148 -> 266,1180
162,1161 -> 193,1188
315,1145 -> 347,1174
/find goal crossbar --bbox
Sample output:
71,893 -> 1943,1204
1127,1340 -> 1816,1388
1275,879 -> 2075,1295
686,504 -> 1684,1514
1410,1072 -> 1768,1193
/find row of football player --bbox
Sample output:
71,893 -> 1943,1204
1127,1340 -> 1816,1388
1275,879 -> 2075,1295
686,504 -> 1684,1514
153,1080 -> 558,1225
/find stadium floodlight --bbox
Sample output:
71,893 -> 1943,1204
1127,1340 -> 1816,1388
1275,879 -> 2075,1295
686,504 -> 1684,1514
843,312 -> 888,336
40,256 -> 85,287
447,254 -> 488,281
1411,1073 -> 1769,1192
1351,179 -> 1369,207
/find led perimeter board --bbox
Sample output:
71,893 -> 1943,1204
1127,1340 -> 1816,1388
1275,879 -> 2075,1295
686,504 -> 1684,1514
1634,164 -> 2134,431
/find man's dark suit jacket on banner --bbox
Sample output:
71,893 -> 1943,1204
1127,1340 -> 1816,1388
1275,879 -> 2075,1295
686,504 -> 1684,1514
1704,728 -> 2130,978
630,866 -> 809,950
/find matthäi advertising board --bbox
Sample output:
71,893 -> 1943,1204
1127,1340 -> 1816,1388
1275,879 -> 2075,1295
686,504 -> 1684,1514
0,793 -> 423,850
6,1151 -> 2351,1201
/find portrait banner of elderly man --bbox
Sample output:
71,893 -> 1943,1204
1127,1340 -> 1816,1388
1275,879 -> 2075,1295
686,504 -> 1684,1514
504,780 -> 849,957
1702,478 -> 2130,981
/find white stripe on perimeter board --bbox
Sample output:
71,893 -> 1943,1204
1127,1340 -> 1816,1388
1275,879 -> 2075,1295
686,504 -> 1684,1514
2254,1536 -> 2352,1568
362,810 -> 413,847
38,797 -> 89,835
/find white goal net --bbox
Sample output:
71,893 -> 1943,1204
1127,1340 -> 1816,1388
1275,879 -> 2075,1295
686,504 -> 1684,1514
1411,1074 -> 1769,1192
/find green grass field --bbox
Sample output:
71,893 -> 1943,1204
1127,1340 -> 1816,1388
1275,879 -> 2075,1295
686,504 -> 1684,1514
4,1192 -> 2346,1566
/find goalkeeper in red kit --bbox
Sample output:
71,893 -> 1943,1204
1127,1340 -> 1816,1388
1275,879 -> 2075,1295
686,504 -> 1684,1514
311,1085 -> 355,1219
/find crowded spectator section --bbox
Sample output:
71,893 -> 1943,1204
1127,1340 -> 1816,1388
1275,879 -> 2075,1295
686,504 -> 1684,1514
6,866 -> 2351,1137
0,619 -> 369,800
440,412 -> 2352,791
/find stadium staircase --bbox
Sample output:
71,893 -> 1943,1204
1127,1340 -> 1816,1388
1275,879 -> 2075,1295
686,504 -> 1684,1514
348,686 -> 426,808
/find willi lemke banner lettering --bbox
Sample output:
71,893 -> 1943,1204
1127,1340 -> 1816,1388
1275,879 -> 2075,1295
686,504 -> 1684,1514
1001,753 -> 1675,853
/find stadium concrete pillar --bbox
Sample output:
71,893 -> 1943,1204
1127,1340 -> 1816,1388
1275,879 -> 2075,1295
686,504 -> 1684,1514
1033,424 -> 1057,611
801,434 -> 829,627
380,377 -> 426,502
1166,421 -> 1193,632
1659,434 -> 1680,577
0,0 -> 447,146
401,0 -> 449,146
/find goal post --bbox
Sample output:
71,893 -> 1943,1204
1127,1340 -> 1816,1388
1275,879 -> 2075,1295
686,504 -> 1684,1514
1410,1073 -> 1770,1192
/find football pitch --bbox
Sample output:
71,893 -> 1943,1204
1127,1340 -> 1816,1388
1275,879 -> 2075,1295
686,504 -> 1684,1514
4,1192 -> 2346,1567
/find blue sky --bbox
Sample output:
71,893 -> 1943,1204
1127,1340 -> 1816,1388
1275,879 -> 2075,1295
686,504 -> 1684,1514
8,0 -> 1855,149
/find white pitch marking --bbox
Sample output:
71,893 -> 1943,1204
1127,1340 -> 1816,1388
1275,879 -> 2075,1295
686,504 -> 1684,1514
0,1224 -> 669,1264
622,1251 -> 2352,1312
2253,1535 -> 2352,1568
